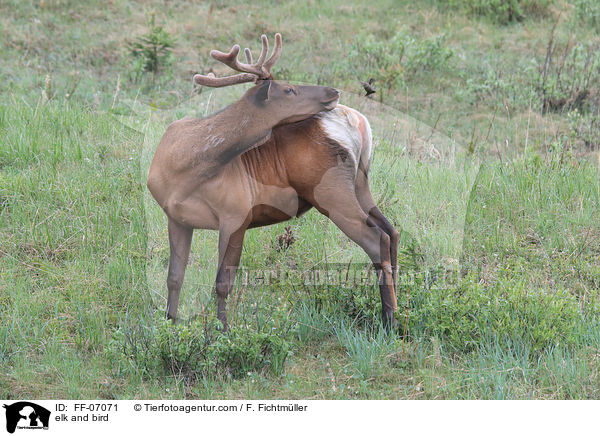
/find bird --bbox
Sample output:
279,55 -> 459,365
360,78 -> 376,98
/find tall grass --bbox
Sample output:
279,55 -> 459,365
333,321 -> 401,380
0,99 -> 148,398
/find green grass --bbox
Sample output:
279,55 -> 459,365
333,322 -> 402,380
2,0 -> 600,399
0,99 -> 148,397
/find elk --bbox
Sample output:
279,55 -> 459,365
147,34 -> 399,331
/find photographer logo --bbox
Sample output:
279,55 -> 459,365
3,402 -> 50,434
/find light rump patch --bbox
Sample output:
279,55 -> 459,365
316,105 -> 366,172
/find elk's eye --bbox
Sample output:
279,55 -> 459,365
285,87 -> 294,94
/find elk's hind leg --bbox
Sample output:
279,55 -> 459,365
215,220 -> 248,331
311,177 -> 398,328
166,218 -> 194,321
354,170 -> 400,286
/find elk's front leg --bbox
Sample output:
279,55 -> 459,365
215,221 -> 247,331
166,218 -> 194,321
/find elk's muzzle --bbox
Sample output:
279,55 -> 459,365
322,87 -> 340,110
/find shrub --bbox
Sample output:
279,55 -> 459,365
306,281 -> 381,326
210,328 -> 291,378
128,13 -> 175,82
458,64 -> 538,106
408,278 -> 588,354
568,109 -> 600,151
347,32 -> 453,101
573,0 -> 600,32
303,245 -> 423,326
347,34 -> 405,97
108,316 -> 211,380
154,317 -> 215,378
458,36 -> 600,112
109,313 -> 292,382
538,40 -> 600,113
438,0 -> 555,24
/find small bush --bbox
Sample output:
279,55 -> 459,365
347,32 -> 453,100
109,314 -> 292,382
461,36 -> 600,112
438,0 -> 555,24
307,282 -> 381,325
573,0 -> 600,32
408,278 -> 588,354
568,109 -> 600,151
210,328 -> 291,378
458,65 -> 538,106
128,13 -> 175,82
538,40 -> 600,113
303,247 -> 423,326
108,316 -> 212,380
154,317 -> 215,378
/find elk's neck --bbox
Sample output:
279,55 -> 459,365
205,98 -> 274,163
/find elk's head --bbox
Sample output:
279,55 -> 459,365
194,33 -> 339,126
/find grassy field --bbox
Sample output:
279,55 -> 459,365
1,0 -> 600,399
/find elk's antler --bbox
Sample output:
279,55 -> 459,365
194,33 -> 283,88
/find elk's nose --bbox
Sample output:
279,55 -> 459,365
327,88 -> 340,98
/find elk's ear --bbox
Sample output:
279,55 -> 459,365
254,80 -> 272,104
